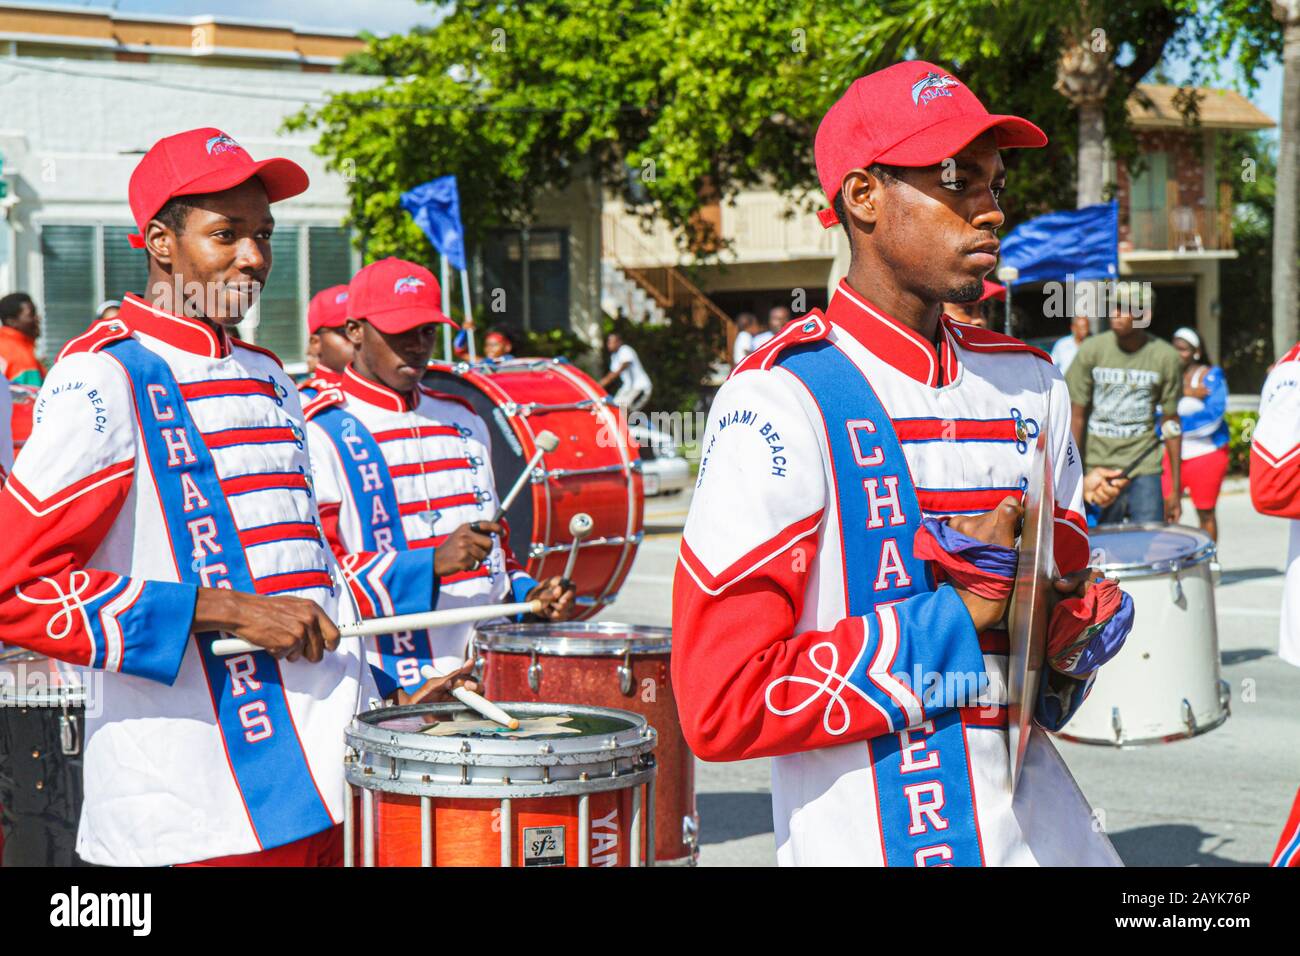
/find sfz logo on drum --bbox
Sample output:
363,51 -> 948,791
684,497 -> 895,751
523,826 -> 566,867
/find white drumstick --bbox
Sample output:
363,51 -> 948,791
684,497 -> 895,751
560,512 -> 594,586
420,663 -> 519,730
209,599 -> 543,657
492,430 -> 559,522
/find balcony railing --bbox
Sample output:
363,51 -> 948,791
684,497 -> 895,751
1125,184 -> 1234,253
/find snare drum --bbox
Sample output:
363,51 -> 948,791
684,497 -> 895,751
0,648 -> 88,866
474,622 -> 698,864
1057,523 -> 1229,746
344,701 -> 657,867
424,358 -> 644,618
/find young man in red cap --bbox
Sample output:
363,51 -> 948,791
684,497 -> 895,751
302,283 -> 354,387
303,257 -> 575,696
673,63 -> 1132,866
0,129 -> 471,866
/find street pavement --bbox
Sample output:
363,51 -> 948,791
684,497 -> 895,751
595,483 -> 1300,867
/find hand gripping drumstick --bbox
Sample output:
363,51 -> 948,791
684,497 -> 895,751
491,431 -> 560,522
420,663 -> 519,730
560,512 -> 594,589
209,600 -> 543,657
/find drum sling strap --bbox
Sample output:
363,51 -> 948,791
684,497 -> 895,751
776,340 -> 986,867
106,338 -> 334,849
310,404 -> 436,691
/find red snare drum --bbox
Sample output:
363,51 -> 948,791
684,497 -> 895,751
423,358 -> 643,619
474,622 -> 698,864
344,702 -> 657,867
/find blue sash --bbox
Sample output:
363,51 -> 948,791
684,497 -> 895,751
777,341 -> 983,867
106,338 -> 333,849
311,404 -> 433,689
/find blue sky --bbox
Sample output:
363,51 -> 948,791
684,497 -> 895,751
13,1 -> 1287,124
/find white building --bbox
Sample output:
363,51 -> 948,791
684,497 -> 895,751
0,2 -> 376,369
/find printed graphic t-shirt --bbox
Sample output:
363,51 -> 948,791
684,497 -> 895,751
1066,330 -> 1183,476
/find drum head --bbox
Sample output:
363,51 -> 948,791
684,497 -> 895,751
477,621 -> 671,656
1089,524 -> 1214,574
422,364 -> 535,569
373,707 -> 638,740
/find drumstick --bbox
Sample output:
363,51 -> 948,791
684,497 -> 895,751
420,663 -> 519,730
492,431 -> 559,521
560,512 -> 594,588
209,599 -> 543,657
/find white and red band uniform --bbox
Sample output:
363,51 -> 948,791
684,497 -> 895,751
304,366 -> 539,694
673,280 -> 1117,866
0,294 -> 379,867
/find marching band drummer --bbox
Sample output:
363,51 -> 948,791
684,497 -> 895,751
302,257 -> 577,698
672,63 -> 1134,866
302,283 -> 354,391
0,129 -> 476,867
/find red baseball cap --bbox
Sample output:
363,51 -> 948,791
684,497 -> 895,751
127,127 -> 309,247
307,284 -> 350,333
979,279 -> 1007,302
346,257 -> 456,333
814,61 -> 1046,228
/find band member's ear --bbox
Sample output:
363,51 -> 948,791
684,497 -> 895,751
144,220 -> 174,266
344,317 -> 365,347
841,169 -> 881,228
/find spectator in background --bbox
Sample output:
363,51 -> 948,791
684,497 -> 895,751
1163,327 -> 1230,542
0,292 -> 46,387
732,311 -> 760,365
484,328 -> 515,362
1051,314 -> 1091,375
1068,305 -> 1183,526
767,305 -> 792,335
600,332 -> 652,411
96,300 -> 122,323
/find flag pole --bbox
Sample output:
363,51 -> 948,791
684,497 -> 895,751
460,268 -> 477,362
440,253 -> 452,362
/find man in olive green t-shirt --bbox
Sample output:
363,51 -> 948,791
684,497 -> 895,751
1067,310 -> 1183,525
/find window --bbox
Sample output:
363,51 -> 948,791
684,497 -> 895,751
481,227 -> 570,332
36,222 -> 356,367
1129,152 -> 1169,249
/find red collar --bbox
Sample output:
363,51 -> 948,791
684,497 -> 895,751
341,364 -> 418,412
117,293 -> 231,359
826,280 -> 963,387
305,366 -> 344,387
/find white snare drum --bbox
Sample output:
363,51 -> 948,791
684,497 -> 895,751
344,701 -> 657,867
1057,523 -> 1229,746
0,647 -> 87,710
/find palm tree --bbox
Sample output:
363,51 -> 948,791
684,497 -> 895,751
1273,0 -> 1300,359
1053,6 -> 1114,208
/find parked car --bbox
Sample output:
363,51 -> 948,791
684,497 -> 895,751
629,423 -> 691,496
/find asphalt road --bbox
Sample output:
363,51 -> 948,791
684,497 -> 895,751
595,483 -> 1300,867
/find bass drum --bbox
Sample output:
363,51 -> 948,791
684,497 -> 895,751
424,357 -> 644,619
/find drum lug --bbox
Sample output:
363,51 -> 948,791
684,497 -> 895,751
1181,697 -> 1197,735
1218,679 -> 1231,715
528,467 -> 545,484
682,814 -> 700,855
528,648 -> 543,693
618,648 -> 634,696
1169,571 -> 1184,605
59,707 -> 81,757
1110,706 -> 1123,744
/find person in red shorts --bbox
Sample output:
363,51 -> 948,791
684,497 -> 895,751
1162,327 -> 1229,541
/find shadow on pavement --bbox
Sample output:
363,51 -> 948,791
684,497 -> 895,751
1109,824 -> 1263,867
1218,567 -> 1284,585
1221,648 -> 1274,666
698,792 -> 773,844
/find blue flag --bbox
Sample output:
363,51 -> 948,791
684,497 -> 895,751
999,201 -> 1118,285
400,176 -> 467,271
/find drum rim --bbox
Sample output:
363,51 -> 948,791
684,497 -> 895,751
476,621 -> 671,656
344,762 -> 656,800
348,700 -> 655,765
1088,522 -> 1216,576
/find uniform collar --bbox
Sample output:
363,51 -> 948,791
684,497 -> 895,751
0,326 -> 36,346
341,364 -> 418,412
826,279 -> 963,388
306,366 -> 344,387
117,293 -> 232,359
